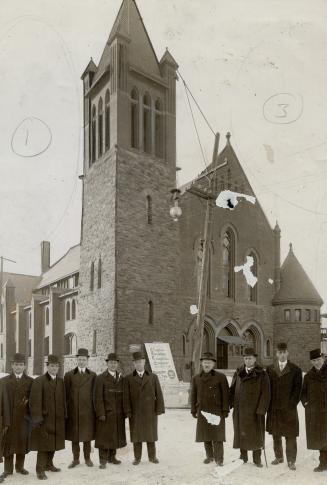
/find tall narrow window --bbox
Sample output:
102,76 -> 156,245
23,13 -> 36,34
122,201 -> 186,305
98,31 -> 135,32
98,97 -> 103,157
131,88 -> 139,148
143,94 -> 151,153
92,330 -> 97,354
182,335 -> 186,356
105,90 -> 110,151
155,99 -> 163,158
284,309 -> 291,321
45,307 -> 49,326
148,300 -> 154,325
66,301 -> 71,321
222,230 -> 235,298
266,339 -> 271,357
146,195 -> 152,224
248,252 -> 258,303
305,309 -> 311,321
71,300 -> 76,320
90,262 -> 94,291
28,339 -> 31,357
97,258 -> 102,289
44,337 -> 49,357
295,309 -> 301,322
0,343 -> 3,358
29,311 -> 32,329
91,105 -> 96,164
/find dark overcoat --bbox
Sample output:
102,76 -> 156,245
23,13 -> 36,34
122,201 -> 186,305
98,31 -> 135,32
2,373 -> 33,456
301,362 -> 327,450
191,369 -> 229,442
64,367 -> 96,443
29,373 -> 66,452
266,361 -> 302,437
124,370 -> 165,443
94,371 -> 126,450
230,364 -> 270,450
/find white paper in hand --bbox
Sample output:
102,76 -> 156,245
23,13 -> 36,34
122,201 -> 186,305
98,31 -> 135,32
201,411 -> 221,425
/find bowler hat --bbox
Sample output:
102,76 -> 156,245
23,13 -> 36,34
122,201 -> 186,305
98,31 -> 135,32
132,351 -> 146,361
106,353 -> 119,362
277,342 -> 288,351
46,354 -> 60,365
310,348 -> 322,360
243,347 -> 257,357
200,352 -> 216,362
76,348 -> 89,358
12,353 -> 26,363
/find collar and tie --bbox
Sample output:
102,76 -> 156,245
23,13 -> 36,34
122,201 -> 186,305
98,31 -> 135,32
78,368 -> 86,374
15,374 -> 23,380
279,361 -> 287,372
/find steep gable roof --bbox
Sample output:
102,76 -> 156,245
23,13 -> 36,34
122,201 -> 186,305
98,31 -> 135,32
1,273 -> 40,305
273,244 -> 323,306
36,245 -> 80,289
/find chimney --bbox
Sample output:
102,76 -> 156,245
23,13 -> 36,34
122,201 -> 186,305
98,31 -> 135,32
41,241 -> 50,274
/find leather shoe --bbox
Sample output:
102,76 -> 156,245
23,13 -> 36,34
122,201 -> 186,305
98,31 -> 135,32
37,472 -> 48,480
1,473 -> 13,479
215,460 -> 223,466
110,457 -> 121,465
271,458 -> 283,465
16,469 -> 29,475
288,462 -> 296,471
150,458 -> 159,464
68,460 -> 80,469
85,459 -> 93,467
133,460 -> 140,466
203,457 -> 214,464
314,465 -> 327,472
99,463 -> 106,469
45,465 -> 61,472
254,461 -> 263,468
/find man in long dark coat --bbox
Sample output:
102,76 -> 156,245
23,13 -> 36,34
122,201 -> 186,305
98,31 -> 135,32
0,353 -> 33,479
64,348 -> 96,469
190,352 -> 229,466
266,342 -> 302,470
230,347 -> 270,467
95,353 -> 126,468
124,352 -> 165,465
301,348 -> 327,472
29,355 -> 66,480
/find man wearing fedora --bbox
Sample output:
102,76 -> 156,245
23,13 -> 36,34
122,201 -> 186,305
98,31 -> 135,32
230,347 -> 270,467
301,348 -> 327,472
29,355 -> 66,480
124,351 -> 165,465
64,348 -> 96,469
190,352 -> 229,466
266,342 -> 302,471
94,353 -> 127,468
0,353 -> 33,479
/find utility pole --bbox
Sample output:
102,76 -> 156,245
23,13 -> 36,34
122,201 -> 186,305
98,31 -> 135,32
0,256 -> 17,334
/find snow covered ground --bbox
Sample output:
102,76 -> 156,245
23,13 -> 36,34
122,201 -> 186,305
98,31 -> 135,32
4,406 -> 327,485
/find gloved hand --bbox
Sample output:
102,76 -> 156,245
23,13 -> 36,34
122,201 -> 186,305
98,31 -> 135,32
98,415 -> 106,422
191,413 -> 197,419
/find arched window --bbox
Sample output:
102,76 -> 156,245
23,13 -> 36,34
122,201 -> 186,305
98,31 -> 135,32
71,299 -> 76,320
45,307 -> 49,326
97,258 -> 102,289
266,339 -> 271,357
146,195 -> 152,224
143,94 -> 151,153
90,262 -> 94,291
148,300 -> 154,325
131,88 -> 139,149
222,230 -> 235,298
105,90 -> 110,151
248,252 -> 258,303
64,333 -> 77,355
91,105 -> 96,164
203,327 -> 210,353
155,99 -> 163,158
98,97 -> 103,157
66,301 -> 71,321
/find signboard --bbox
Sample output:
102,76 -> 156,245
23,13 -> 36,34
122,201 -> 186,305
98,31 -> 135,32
145,342 -> 179,384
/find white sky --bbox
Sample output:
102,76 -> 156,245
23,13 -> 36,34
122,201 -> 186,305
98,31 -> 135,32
0,0 -> 327,308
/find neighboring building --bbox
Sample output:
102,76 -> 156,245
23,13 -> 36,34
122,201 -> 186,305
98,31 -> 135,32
0,0 -> 323,375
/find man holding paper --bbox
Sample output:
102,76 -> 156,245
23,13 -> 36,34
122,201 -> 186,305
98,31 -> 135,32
190,352 -> 229,466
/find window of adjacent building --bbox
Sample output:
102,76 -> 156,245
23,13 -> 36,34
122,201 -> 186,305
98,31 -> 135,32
64,332 -> 77,356
0,343 -> 3,359
66,301 -> 71,321
97,258 -> 102,289
266,339 -> 271,357
295,309 -> 301,322
222,230 -> 235,298
248,252 -> 258,303
146,195 -> 152,225
71,300 -> 76,320
148,300 -> 154,325
284,309 -> 291,321
131,88 -> 139,149
90,262 -> 95,291
91,105 -> 96,164
143,93 -> 151,154
44,336 -> 49,357
29,311 -> 32,329
92,330 -> 97,355
105,89 -> 110,151
45,307 -> 49,326
315,309 -> 319,322
28,339 -> 31,357
98,97 -> 103,157
74,274 -> 79,287
154,99 -> 163,158
305,309 -> 311,322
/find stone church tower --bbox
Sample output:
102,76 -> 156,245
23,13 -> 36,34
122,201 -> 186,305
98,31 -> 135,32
78,0 -> 181,372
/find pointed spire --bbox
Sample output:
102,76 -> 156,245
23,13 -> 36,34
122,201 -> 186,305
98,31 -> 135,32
160,48 -> 179,69
226,132 -> 231,144
81,58 -> 97,80
289,242 -> 293,253
274,221 -> 281,233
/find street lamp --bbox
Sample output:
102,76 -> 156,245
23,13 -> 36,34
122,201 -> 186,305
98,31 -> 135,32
169,189 -> 182,222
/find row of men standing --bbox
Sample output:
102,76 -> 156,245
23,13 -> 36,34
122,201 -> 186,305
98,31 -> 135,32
191,344 -> 327,473
0,349 -> 164,480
